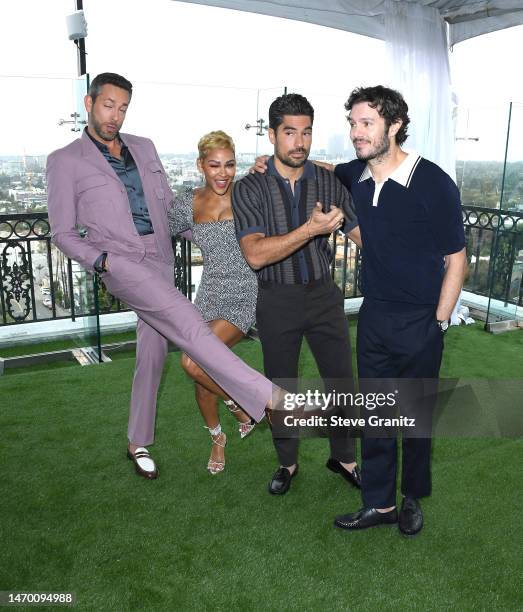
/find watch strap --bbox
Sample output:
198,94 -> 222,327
94,252 -> 108,274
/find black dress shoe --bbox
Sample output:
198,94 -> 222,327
334,507 -> 398,531
398,497 -> 423,536
268,465 -> 298,495
326,458 -> 361,489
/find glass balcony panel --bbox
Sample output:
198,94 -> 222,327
0,74 -> 103,361
500,102 -> 523,213
482,102 -> 523,325
455,105 -> 509,209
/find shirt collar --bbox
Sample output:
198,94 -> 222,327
358,150 -> 421,188
85,127 -> 127,154
267,155 -> 315,181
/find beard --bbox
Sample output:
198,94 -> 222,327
275,146 -> 309,168
354,129 -> 390,162
90,116 -> 119,142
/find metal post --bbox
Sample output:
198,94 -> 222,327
68,258 -> 76,321
93,273 -> 102,362
485,101 -> 512,329
75,0 -> 87,76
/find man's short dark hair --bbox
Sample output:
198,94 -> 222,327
88,72 -> 133,104
269,93 -> 314,131
345,86 -> 410,145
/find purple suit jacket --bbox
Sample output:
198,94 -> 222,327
46,131 -> 175,272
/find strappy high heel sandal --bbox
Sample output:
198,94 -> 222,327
224,399 -> 256,439
206,424 -> 227,475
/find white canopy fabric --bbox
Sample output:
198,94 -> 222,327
178,1 -> 523,46
384,1 -> 456,178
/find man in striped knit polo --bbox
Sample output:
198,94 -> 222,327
233,93 -> 363,496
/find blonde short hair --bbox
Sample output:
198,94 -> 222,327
197,130 -> 235,160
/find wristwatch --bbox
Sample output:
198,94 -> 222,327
437,319 -> 450,332
94,252 -> 108,274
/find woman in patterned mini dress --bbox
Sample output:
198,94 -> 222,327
169,131 -> 258,474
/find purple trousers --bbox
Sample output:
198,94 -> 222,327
102,235 -> 272,446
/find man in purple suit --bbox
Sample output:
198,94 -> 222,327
46,73 -> 282,479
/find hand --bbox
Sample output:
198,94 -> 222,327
306,203 -> 345,238
249,155 -> 270,174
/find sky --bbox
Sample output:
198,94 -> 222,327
0,0 -> 522,159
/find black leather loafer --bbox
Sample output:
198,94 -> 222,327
334,507 -> 398,531
326,458 -> 361,489
398,497 -> 423,536
268,465 -> 299,495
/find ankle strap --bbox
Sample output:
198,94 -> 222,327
224,399 -> 240,413
205,423 -> 222,437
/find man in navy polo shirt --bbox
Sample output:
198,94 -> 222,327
331,85 -> 467,536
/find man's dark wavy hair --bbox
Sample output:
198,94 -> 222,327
88,72 -> 133,104
269,93 -> 314,131
345,85 -> 410,145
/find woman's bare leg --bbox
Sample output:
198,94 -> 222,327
180,319 -> 245,400
180,319 -> 250,470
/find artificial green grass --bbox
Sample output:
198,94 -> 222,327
0,324 -> 522,611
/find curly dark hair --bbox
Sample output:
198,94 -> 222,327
345,86 -> 410,145
88,72 -> 133,104
269,93 -> 314,131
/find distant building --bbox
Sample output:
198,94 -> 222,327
0,160 -> 24,174
328,134 -> 344,158
8,188 -> 47,209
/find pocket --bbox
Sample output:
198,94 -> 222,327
77,174 -> 112,229
102,254 -> 144,287
147,161 -> 165,186
147,161 -> 163,174
147,161 -> 170,208
77,173 -> 108,195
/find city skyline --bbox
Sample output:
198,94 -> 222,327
1,0 -> 523,161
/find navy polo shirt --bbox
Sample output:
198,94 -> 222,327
335,153 -> 465,306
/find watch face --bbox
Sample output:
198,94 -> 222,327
438,319 -> 449,332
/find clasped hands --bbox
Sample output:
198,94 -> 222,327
307,202 -> 345,238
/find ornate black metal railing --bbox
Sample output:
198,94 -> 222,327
461,206 -> 522,308
0,212 -> 190,326
1,205 -> 521,328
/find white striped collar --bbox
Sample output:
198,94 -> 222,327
358,150 -> 422,188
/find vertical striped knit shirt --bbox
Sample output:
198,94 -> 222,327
232,157 -> 358,284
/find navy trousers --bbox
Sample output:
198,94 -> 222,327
357,298 -> 444,509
